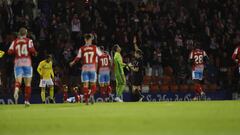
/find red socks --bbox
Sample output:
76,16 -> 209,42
15,82 -> 21,90
83,86 -> 89,103
25,86 -> 31,102
195,84 -> 203,96
91,85 -> 97,95
63,91 -> 68,102
106,85 -> 112,96
73,90 -> 80,102
100,86 -> 106,99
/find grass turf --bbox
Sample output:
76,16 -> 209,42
0,101 -> 239,135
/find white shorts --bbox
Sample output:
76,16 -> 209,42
39,79 -> 54,88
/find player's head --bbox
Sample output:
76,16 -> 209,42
18,27 -> 28,37
46,54 -> 53,63
193,41 -> 201,49
84,34 -> 93,44
99,46 -> 105,51
113,44 -> 121,52
134,49 -> 143,59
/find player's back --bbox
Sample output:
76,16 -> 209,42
98,52 -> 111,71
80,45 -> 98,71
189,49 -> 207,69
8,37 -> 36,67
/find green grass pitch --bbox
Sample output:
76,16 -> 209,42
0,101 -> 240,135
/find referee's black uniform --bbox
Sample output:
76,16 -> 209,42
131,57 -> 144,86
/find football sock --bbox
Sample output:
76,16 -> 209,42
63,91 -> 68,102
25,86 -> 31,102
91,85 -> 97,95
41,88 -> 46,102
49,87 -> 54,100
83,86 -> 89,103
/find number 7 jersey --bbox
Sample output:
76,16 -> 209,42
8,37 -> 37,67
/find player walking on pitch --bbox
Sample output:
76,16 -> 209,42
70,34 -> 102,105
37,55 -> 55,103
189,42 -> 208,100
113,44 -> 128,102
98,46 -> 112,102
8,27 -> 37,106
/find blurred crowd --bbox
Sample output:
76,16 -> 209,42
1,0 -> 240,96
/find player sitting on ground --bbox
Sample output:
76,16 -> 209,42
70,34 -> 102,105
98,46 -> 112,102
37,55 -> 55,103
8,27 -> 37,106
189,41 -> 208,100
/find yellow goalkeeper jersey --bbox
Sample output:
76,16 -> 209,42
37,60 -> 54,79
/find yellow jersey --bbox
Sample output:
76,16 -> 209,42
37,60 -> 54,79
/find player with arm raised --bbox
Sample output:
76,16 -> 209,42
189,42 -> 208,100
98,46 -> 112,102
70,34 -> 102,105
8,27 -> 37,106
129,36 -> 144,101
37,55 -> 55,104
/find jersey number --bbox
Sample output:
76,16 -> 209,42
100,58 -> 108,66
84,52 -> 94,63
16,44 -> 28,56
194,55 -> 203,64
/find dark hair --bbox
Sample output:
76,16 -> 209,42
100,46 -> 105,51
46,54 -> 53,59
112,44 -> 119,52
84,34 -> 93,40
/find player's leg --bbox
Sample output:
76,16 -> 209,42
99,73 -> 106,101
14,67 -> 23,104
105,73 -> 112,101
23,66 -> 33,106
39,79 -> 46,103
72,86 -> 80,103
192,70 -> 204,100
115,74 -> 125,102
48,79 -> 55,103
81,71 -> 90,104
63,85 -> 68,103
89,71 -> 97,104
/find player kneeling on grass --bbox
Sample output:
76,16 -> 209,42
98,46 -> 112,102
189,42 -> 208,100
8,27 -> 37,106
37,55 -> 55,103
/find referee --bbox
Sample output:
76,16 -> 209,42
129,36 -> 144,101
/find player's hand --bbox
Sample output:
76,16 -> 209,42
69,61 -> 75,67
133,36 -> 137,44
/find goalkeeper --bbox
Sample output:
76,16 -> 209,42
113,44 -> 129,102
37,55 -> 55,103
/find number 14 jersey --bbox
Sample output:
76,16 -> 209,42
8,37 -> 37,67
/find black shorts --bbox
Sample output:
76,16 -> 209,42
131,74 -> 143,86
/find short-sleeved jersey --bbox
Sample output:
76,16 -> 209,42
74,44 -> 102,71
232,46 -> 240,65
189,49 -> 207,70
8,37 -> 36,67
98,52 -> 111,72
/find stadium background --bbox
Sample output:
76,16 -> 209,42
0,0 -> 240,102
